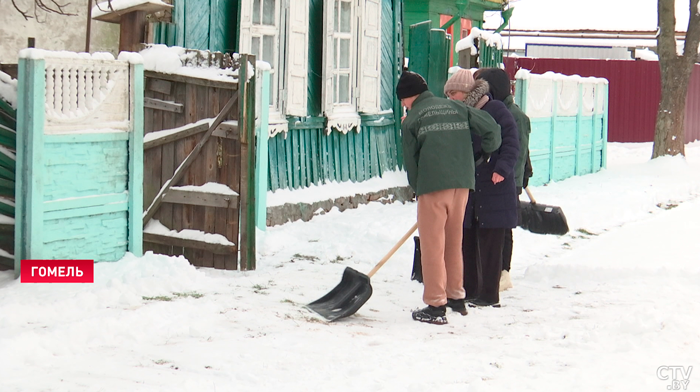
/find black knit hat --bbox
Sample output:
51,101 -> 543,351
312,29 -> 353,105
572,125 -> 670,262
474,68 -> 511,102
396,71 -> 428,100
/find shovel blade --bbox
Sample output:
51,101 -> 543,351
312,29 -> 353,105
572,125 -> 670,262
305,267 -> 373,322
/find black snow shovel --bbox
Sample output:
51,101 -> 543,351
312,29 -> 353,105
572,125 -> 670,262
306,222 -> 419,322
519,187 -> 570,235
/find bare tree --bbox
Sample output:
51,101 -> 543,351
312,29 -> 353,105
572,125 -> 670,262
11,0 -> 77,20
653,0 -> 700,158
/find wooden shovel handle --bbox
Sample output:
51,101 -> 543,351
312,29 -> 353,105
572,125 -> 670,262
367,222 -> 419,278
524,186 -> 537,204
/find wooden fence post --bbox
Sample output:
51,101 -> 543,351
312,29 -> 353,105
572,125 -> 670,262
238,54 -> 257,270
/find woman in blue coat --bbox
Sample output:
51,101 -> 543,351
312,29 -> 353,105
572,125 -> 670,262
444,68 -> 520,307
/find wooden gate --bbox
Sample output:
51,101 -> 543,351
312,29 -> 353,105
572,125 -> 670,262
142,51 -> 256,270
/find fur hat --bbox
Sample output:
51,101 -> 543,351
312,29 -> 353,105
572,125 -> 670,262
396,71 -> 428,100
474,68 -> 511,101
443,68 -> 475,96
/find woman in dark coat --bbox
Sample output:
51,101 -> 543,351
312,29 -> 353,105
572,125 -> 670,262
443,68 -> 520,307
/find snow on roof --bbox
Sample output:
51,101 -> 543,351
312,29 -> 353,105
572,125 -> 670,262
92,0 -> 172,20
484,0 -> 692,32
455,27 -> 504,54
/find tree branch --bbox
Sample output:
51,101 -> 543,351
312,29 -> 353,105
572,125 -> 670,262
11,0 -> 77,21
12,0 -> 32,20
682,0 -> 700,63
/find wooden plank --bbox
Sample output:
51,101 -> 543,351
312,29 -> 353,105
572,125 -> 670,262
240,57 -> 256,270
310,129 -> 319,185
202,86 -> 219,269
159,92 -> 177,236
348,131 -> 357,182
292,130 -> 301,188
363,126 -> 371,179
148,90 -> 166,254
143,233 -> 236,255
321,132 -> 330,183
214,86 -> 231,268
355,126 -> 364,180
225,136 -> 241,270
299,130 -> 308,187
144,70 -> 238,90
268,133 -> 279,191
147,78 -> 172,95
211,121 -> 240,139
190,84 -> 209,266
170,81 -> 187,244
370,129 -> 379,177
333,131 -> 341,182
143,121 -> 210,150
277,135 -> 288,189
144,97 -> 184,113
142,93 -> 239,226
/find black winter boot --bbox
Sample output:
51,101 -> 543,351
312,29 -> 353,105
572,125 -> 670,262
446,298 -> 468,315
411,305 -> 448,325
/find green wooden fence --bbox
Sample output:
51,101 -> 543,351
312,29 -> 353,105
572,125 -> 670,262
268,116 -> 399,192
152,0 -> 236,52
408,20 -> 451,97
0,84 -> 16,269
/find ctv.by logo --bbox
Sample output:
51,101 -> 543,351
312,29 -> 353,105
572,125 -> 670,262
657,366 -> 692,390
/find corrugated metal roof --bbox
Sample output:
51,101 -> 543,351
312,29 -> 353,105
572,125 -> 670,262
504,57 -> 700,143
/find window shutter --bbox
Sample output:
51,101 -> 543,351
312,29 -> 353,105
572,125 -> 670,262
321,0 -> 335,118
239,0 -> 252,53
357,0 -> 382,114
284,0 -> 309,116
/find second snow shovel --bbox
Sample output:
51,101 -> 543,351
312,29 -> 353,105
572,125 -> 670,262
519,187 -> 570,235
306,222 -> 418,322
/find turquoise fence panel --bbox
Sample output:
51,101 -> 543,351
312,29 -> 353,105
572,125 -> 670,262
15,50 -> 144,276
255,67 -> 270,231
527,118 -> 552,186
515,71 -> 609,187
267,116 -> 400,192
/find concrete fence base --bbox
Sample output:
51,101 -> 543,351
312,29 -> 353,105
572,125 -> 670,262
266,186 -> 415,227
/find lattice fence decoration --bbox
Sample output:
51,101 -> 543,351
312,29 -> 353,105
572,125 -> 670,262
44,58 -> 130,133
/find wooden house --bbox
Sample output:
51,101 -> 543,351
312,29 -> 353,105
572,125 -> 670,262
152,0 -> 405,192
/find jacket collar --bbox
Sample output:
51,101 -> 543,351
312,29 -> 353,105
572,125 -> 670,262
503,95 -> 515,106
412,90 -> 434,107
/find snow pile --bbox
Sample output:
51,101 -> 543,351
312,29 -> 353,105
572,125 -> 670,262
172,182 -> 238,196
635,48 -> 659,61
139,44 -> 246,83
0,71 -> 17,109
144,219 -> 236,246
0,142 -> 699,391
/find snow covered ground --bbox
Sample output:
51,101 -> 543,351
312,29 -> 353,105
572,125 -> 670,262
1,142 -> 699,391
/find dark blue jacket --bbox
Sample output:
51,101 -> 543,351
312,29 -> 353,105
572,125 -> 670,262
464,95 -> 520,229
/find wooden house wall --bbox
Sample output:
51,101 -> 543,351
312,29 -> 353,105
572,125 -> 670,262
269,0 -> 403,192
